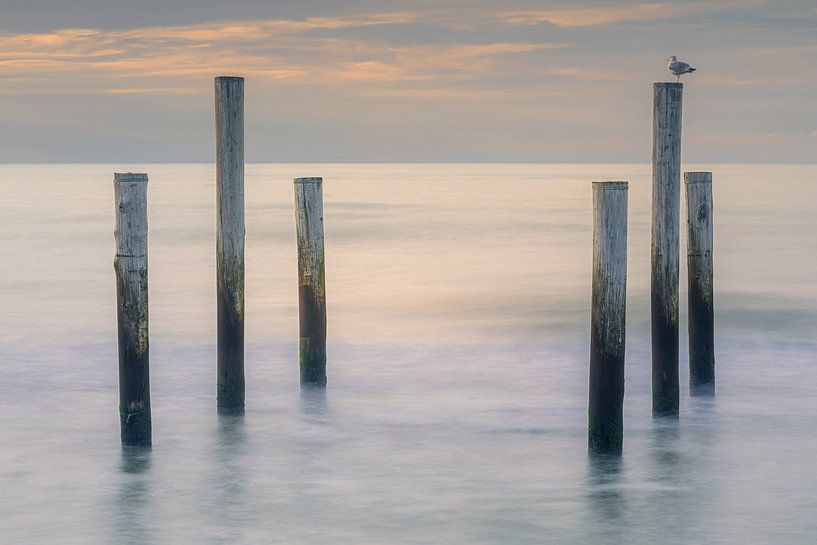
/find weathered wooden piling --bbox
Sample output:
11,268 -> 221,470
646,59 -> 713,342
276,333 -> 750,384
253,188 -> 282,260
215,76 -> 245,410
651,82 -> 683,416
114,172 -> 151,445
589,181 -> 628,455
294,177 -> 327,386
685,172 -> 715,394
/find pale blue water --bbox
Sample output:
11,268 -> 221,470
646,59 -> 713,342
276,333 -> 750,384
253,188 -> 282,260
1,164 -> 816,544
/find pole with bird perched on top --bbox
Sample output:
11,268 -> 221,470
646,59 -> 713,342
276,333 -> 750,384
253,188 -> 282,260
651,78 -> 683,416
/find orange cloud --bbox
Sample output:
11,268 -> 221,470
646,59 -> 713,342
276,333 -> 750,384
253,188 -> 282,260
500,1 -> 743,27
0,16 -> 571,95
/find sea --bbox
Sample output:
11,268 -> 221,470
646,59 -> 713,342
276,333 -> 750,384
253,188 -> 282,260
2,163 -> 816,544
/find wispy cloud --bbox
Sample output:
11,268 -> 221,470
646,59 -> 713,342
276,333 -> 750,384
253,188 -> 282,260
0,16 -> 574,98
499,1 -> 743,27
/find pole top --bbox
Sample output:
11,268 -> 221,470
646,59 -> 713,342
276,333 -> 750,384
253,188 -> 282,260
294,177 -> 323,185
215,76 -> 244,82
593,181 -> 628,190
684,172 -> 712,184
654,82 -> 683,88
114,172 -> 148,183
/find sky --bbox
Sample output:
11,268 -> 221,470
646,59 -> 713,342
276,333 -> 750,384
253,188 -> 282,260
1,0 -> 816,163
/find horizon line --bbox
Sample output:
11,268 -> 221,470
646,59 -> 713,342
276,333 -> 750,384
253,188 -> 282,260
2,161 -> 816,166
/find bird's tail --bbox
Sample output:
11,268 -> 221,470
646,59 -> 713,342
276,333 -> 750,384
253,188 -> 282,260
688,67 -> 697,72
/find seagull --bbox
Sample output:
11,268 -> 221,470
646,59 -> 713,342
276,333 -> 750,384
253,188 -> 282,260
667,56 -> 696,82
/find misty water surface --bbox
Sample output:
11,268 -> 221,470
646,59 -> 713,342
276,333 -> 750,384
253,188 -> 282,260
1,164 -> 816,544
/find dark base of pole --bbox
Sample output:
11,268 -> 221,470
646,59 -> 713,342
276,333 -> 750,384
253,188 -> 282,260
651,313 -> 679,417
120,408 -> 152,446
689,354 -> 715,396
690,380 -> 715,396
688,286 -> 715,396
588,352 -> 624,456
689,351 -> 715,396
217,386 -> 246,413
300,341 -> 327,386
217,405 -> 246,417
299,284 -> 326,386
217,287 -> 245,409
588,419 -> 623,455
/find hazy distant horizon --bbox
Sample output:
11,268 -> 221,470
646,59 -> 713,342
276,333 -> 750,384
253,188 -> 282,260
3,161 -> 816,166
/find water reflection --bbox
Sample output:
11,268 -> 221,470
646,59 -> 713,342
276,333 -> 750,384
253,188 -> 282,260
686,394 -> 719,532
650,417 -> 681,473
115,446 -> 153,545
687,394 -> 718,458
586,454 -> 626,536
120,445 -> 152,475
688,394 -> 717,420
645,417 -> 689,539
212,412 -> 247,509
294,385 -> 333,529
690,383 -> 716,397
299,385 -> 329,423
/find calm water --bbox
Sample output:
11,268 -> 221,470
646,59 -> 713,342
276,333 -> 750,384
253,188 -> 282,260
2,164 -> 816,544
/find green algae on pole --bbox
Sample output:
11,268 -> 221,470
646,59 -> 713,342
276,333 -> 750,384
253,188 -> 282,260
215,76 -> 245,410
652,82 -> 683,416
294,177 -> 327,386
685,172 -> 715,395
589,182 -> 628,455
114,172 -> 151,446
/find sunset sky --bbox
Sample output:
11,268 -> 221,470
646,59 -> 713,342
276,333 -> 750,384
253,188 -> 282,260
2,0 -> 816,163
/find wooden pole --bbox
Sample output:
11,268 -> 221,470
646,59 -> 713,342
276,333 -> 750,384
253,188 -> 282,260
294,177 -> 327,386
685,172 -> 715,394
589,181 -> 628,455
114,172 -> 151,445
215,76 -> 245,410
651,82 -> 683,416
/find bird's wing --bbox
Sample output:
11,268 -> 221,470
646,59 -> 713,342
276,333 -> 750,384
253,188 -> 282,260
669,61 -> 692,73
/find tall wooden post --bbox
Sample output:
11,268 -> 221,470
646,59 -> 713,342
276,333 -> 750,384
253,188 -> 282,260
589,181 -> 628,455
114,172 -> 151,445
215,76 -> 245,410
651,82 -> 683,416
685,172 -> 715,394
294,177 -> 327,386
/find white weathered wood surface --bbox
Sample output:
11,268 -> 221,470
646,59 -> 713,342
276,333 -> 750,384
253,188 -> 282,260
685,172 -> 713,291
114,172 -> 148,354
592,181 -> 628,353
215,76 -> 245,271
651,82 -> 683,415
652,82 -> 682,321
115,172 -> 148,258
294,178 -> 326,304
